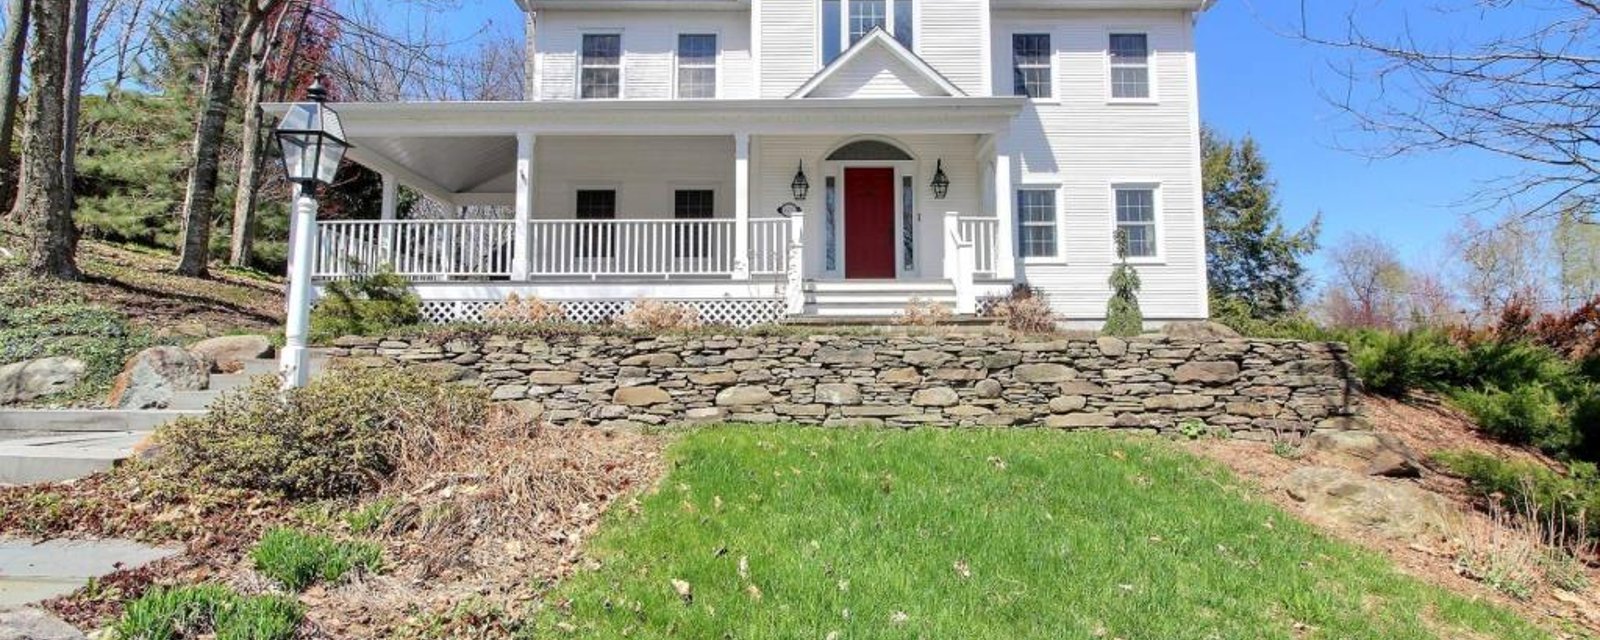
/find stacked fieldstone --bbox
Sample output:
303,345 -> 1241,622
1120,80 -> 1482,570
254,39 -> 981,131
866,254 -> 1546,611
328,332 -> 1358,439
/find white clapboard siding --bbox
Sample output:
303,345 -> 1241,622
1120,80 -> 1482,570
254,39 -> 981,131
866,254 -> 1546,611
757,0 -> 819,98
992,9 -> 1205,321
532,136 -> 735,219
916,0 -> 988,95
536,10 -> 754,101
805,43 -> 951,98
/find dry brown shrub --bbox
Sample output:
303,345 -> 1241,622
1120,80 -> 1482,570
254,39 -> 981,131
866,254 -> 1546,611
1450,483 -> 1596,601
481,293 -> 567,324
615,299 -> 703,331
989,285 -> 1057,334
896,298 -> 953,326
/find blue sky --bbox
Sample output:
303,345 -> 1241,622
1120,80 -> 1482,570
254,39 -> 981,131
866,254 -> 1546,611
431,0 -> 1530,284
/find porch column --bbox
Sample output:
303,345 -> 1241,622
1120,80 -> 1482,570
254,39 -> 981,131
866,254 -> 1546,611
733,132 -> 751,280
379,172 -> 398,263
993,151 -> 1017,281
512,132 -> 535,280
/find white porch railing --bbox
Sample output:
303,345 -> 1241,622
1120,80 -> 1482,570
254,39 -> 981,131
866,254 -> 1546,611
315,220 -> 515,279
314,218 -> 797,281
958,217 -> 1000,277
943,211 -> 978,315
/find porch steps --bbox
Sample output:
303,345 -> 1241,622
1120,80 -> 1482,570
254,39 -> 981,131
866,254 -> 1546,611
801,279 -> 964,318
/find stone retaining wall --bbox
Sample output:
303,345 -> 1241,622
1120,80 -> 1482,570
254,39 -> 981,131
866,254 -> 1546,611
329,332 -> 1359,438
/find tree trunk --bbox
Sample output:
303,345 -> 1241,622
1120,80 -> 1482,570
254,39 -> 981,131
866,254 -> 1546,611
61,0 -> 88,201
0,0 -> 30,213
174,0 -> 244,277
20,0 -> 77,279
228,22 -> 273,268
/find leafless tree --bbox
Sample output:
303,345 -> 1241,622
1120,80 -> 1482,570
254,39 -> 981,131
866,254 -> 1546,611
18,0 -> 77,278
0,0 -> 29,211
1320,232 -> 1411,329
1451,216 -> 1548,323
1300,0 -> 1600,222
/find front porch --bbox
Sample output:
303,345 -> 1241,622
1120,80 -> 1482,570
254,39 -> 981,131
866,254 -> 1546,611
294,99 -> 1026,325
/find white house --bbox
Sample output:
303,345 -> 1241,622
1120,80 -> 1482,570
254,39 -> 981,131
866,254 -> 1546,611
301,0 -> 1214,327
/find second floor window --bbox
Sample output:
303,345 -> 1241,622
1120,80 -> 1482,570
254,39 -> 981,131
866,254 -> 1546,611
677,34 -> 718,99
580,34 -> 621,99
1012,34 -> 1052,98
1109,33 -> 1151,100
823,0 -> 914,64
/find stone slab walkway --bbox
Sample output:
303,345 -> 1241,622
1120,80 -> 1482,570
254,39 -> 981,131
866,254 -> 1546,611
0,537 -> 181,610
0,432 -> 149,485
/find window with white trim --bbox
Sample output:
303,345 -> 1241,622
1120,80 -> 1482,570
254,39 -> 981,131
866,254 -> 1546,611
676,34 -> 717,99
1017,188 -> 1058,259
1012,34 -> 1052,99
1109,33 -> 1150,100
580,34 -> 621,99
822,0 -> 914,64
674,189 -> 715,258
575,189 -> 616,258
1114,187 -> 1158,258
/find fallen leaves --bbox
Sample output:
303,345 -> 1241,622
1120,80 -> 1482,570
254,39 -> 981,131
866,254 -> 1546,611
953,560 -> 971,580
671,579 -> 693,604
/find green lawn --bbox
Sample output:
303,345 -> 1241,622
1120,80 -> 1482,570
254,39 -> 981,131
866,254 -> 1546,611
534,427 -> 1545,639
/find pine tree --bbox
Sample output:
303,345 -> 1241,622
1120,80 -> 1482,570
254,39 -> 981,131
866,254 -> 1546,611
1202,128 -> 1319,320
1104,230 -> 1144,337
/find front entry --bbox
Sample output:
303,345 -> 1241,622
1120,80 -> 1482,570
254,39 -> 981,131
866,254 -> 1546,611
843,167 -> 897,279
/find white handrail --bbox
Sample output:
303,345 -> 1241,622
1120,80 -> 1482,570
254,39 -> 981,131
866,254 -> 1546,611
315,219 -> 514,279
943,211 -> 978,315
957,217 -> 1000,277
528,219 -> 737,278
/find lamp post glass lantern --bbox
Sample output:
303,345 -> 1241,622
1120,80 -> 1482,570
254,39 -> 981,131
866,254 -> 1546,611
275,81 -> 349,191
276,78 -> 348,390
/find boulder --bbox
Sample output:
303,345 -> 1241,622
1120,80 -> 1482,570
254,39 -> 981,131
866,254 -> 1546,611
1315,416 -> 1374,432
1304,429 -> 1424,478
0,357 -> 86,404
614,386 -> 672,406
106,347 -> 209,409
188,335 -> 273,372
1161,321 -> 1241,341
815,383 -> 862,405
1280,466 -> 1455,543
716,385 -> 774,407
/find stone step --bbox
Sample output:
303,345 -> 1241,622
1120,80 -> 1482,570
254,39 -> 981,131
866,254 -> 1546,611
167,390 -> 224,411
0,409 -> 201,433
0,431 -> 151,484
0,538 -> 180,608
804,294 -> 958,305
804,280 -> 955,293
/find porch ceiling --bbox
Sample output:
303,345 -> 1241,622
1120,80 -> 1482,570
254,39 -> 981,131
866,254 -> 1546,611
351,135 -> 517,197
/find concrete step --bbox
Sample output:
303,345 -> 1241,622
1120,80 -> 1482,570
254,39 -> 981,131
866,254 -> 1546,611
0,409 -> 201,433
0,432 -> 150,484
804,294 -> 957,305
167,390 -> 224,411
804,279 -> 954,293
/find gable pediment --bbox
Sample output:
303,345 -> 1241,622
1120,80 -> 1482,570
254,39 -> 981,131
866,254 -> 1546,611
791,29 -> 965,99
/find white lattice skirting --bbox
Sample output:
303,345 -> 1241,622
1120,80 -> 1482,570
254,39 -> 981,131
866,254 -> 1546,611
417,298 -> 789,328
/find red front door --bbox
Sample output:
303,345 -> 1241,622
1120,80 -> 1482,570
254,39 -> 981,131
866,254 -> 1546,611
844,167 -> 896,279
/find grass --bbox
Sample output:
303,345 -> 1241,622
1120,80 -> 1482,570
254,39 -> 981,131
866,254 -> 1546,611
114,584 -> 301,640
250,527 -> 383,592
534,427 -> 1547,639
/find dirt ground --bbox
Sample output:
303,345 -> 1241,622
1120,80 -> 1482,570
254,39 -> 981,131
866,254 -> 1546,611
1188,394 -> 1600,638
1,426 -> 669,638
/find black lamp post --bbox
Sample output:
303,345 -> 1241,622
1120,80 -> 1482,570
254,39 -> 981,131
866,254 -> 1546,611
274,76 -> 349,389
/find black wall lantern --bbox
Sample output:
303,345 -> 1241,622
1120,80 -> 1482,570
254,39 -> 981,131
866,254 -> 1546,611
791,161 -> 811,201
930,159 -> 950,200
